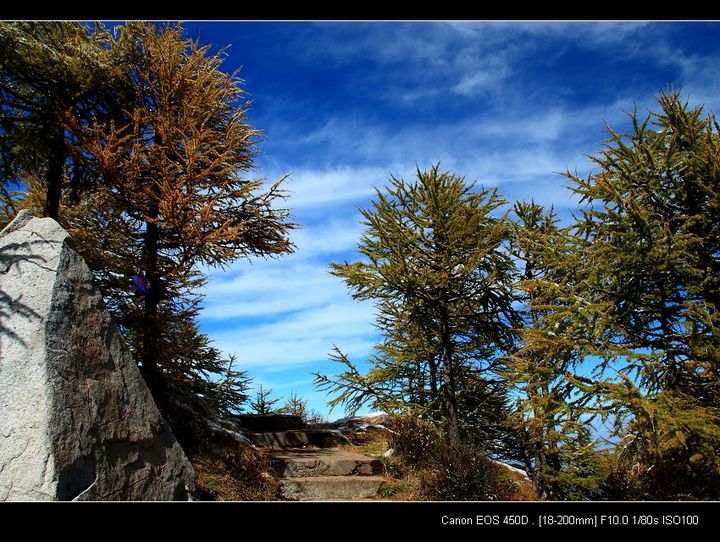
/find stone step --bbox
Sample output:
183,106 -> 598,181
271,448 -> 383,478
248,429 -> 349,449
230,414 -> 305,432
279,476 -> 387,501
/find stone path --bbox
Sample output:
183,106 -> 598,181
234,415 -> 389,501
270,447 -> 387,501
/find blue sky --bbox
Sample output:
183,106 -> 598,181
179,22 -> 720,418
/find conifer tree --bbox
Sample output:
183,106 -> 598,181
316,165 -> 518,446
250,385 -> 280,415
0,23 -> 295,435
63,24 -> 295,399
0,22 -> 132,220
277,392 -> 326,423
563,91 -> 720,498
505,201 -> 609,498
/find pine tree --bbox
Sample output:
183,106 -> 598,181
0,23 -> 296,440
316,165 -> 519,447
563,91 -> 720,498
214,354 -> 253,417
250,385 -> 279,415
278,392 -> 312,421
62,24 -> 295,399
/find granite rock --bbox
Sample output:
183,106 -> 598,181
0,211 -> 194,500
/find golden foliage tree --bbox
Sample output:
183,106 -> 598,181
0,22 -> 131,221
1,23 -> 295,430
70,25 -> 290,379
62,24 -> 295,406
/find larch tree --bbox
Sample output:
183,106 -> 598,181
278,392 -> 309,420
64,24 -> 296,403
564,91 -> 720,498
4,23 -> 296,434
0,22 -> 131,221
249,385 -> 280,415
505,201 -> 610,499
315,165 -> 519,447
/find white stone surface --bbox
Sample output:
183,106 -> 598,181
0,211 -> 194,500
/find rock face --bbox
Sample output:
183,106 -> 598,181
246,429 -> 350,449
271,448 -> 383,478
0,211 -> 194,501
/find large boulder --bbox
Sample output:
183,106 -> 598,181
0,211 -> 194,501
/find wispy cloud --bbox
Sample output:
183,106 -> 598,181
200,214 -> 380,372
208,302 -> 377,369
186,21 -> 720,415
281,166 -> 384,209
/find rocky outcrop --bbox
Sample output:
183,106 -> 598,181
271,448 -> 383,478
279,475 -> 387,501
0,211 -> 194,501
246,429 -> 350,449
315,414 -> 394,438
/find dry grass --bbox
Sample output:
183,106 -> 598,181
190,442 -> 280,501
501,467 -> 541,501
376,470 -> 425,500
340,431 -> 390,457
340,417 -> 542,501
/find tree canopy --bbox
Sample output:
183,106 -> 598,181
316,165 -> 518,448
562,92 -> 720,498
0,22 -> 296,441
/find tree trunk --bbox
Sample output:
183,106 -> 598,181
428,354 -> 438,396
141,203 -> 161,385
43,127 -> 65,220
141,130 -> 164,388
439,298 -> 461,446
546,445 -> 563,499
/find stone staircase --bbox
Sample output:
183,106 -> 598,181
230,414 -> 388,501
272,448 -> 386,501
248,429 -> 349,449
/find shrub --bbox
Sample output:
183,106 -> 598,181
608,454 -> 720,501
190,435 -> 279,501
386,414 -> 442,469
418,442 -> 516,501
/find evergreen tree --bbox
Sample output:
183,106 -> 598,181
214,355 -> 253,416
0,23 -> 295,438
316,165 -> 519,447
564,91 -> 720,498
279,392 -> 309,420
250,385 -> 279,415
505,201 -> 609,498
62,24 -> 295,401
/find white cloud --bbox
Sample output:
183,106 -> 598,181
281,166 -> 384,209
288,22 -> 658,105
200,212 -> 380,370
202,264 -> 345,319
289,218 -> 365,257
260,100 -> 627,203
209,302 -> 377,369
197,22 -> 720,402
202,215 -> 369,318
